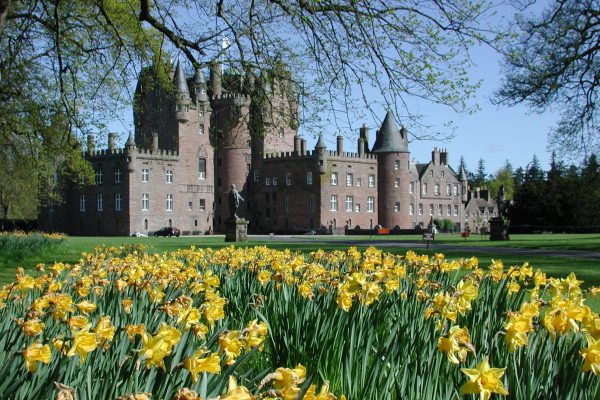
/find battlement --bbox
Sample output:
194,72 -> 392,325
263,150 -> 314,160
85,147 -> 179,160
135,147 -> 179,159
85,148 -> 126,158
326,150 -> 377,160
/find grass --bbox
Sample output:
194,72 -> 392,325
1,233 -> 599,310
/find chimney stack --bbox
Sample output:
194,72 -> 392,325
337,134 -> 344,155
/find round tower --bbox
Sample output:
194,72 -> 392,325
126,132 -> 137,172
173,61 -> 192,122
371,111 -> 410,229
458,164 -> 468,203
315,134 -> 327,174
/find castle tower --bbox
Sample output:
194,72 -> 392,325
126,132 -> 136,172
315,134 -> 327,174
173,61 -> 192,123
371,111 -> 410,228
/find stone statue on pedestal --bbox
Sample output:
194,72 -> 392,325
225,184 -> 248,242
228,184 -> 244,220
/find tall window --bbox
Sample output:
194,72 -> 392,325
394,160 -> 400,170
430,170 -> 434,177
114,169 -> 122,183
273,177 -> 278,186
418,203 -> 423,215
410,203 -> 414,215
115,193 -> 122,211
286,173 -> 292,186
198,158 -> 206,180
367,197 -> 374,212
79,195 -> 86,212
346,173 -> 353,186
199,199 -> 206,211
309,194 -> 315,211
394,178 -> 400,188
284,195 -> 289,214
429,204 -> 434,215
95,170 -> 103,184
166,170 -> 173,183
166,194 -> 173,211
96,194 -> 103,211
306,171 -> 313,185
434,183 -> 440,196
331,172 -> 338,185
254,170 -> 260,182
345,196 -> 353,212
394,202 -> 400,212
368,174 -> 375,187
438,204 -> 443,215
410,182 -> 414,194
330,195 -> 338,211
142,193 -> 149,211
446,184 -> 451,196
356,178 -> 361,187
447,204 -> 452,216
422,182 -> 428,195
142,169 -> 149,182
265,178 -> 271,186
454,204 -> 459,216
453,184 -> 459,196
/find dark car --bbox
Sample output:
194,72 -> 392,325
154,227 -> 181,237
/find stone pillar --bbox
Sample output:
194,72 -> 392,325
225,218 -> 249,242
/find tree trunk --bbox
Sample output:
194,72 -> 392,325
0,0 -> 11,35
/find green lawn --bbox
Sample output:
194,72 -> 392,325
1,234 -> 599,309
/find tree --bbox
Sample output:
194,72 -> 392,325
488,159 -> 514,199
472,158 -> 488,188
495,0 -> 600,156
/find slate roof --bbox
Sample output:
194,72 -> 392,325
371,111 -> 408,153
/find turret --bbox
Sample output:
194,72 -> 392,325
126,132 -> 136,172
371,111 -> 410,229
294,134 -> 301,154
173,61 -> 191,122
194,67 -> 208,104
315,134 -> 327,174
87,134 -> 95,154
359,123 -> 369,152
108,133 -> 117,152
459,164 -> 468,202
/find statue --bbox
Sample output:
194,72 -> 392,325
228,184 -> 244,219
495,185 -> 511,222
490,184 -> 512,241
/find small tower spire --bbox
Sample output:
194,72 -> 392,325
371,111 -> 408,153
173,61 -> 190,96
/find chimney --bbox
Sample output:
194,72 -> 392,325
440,148 -> 448,165
337,134 -> 344,155
431,147 -> 440,165
300,139 -> 307,155
87,134 -> 95,153
108,133 -> 116,152
294,135 -> 301,154
359,123 -> 369,151
358,138 -> 366,157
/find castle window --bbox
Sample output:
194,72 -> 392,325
355,204 -> 360,212
97,194 -> 103,212
447,204 -> 452,216
453,184 -> 459,196
286,173 -> 292,186
142,193 -> 149,211
309,194 -> 315,211
418,203 -> 423,215
245,154 -> 251,162
330,195 -> 338,211
166,194 -> 173,211
142,169 -> 149,182
199,199 -> 206,211
356,178 -> 361,187
198,158 -> 206,180
273,177 -> 278,186
330,172 -> 338,186
368,174 -> 375,187
79,195 -> 86,212
394,160 -> 400,170
394,178 -> 400,188
199,109 -> 204,117
115,193 -> 122,211
265,178 -> 271,186
95,170 -> 103,184
346,196 -> 353,212
367,197 -> 374,212
306,171 -> 313,185
188,201 -> 193,211
254,170 -> 260,182
166,170 -> 173,183
429,204 -> 434,216
422,182 -> 428,195
199,125 -> 204,135
409,182 -> 414,194
454,205 -> 459,216
346,173 -> 353,186
410,203 -> 414,215
394,202 -> 400,212
438,204 -> 443,215
284,195 -> 289,214
446,184 -> 451,196
441,170 -> 445,178
434,183 -> 440,196
114,169 -> 122,183
430,170 -> 434,177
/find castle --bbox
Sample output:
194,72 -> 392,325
39,62 -> 470,235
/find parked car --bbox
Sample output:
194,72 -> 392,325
131,231 -> 148,237
154,227 -> 181,237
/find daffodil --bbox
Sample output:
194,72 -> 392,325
67,330 -> 97,364
581,335 -> 600,375
460,357 -> 508,400
22,318 -> 45,337
183,348 -> 221,382
23,342 -> 51,373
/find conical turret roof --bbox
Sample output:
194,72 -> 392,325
126,132 -> 135,147
371,111 -> 408,153
194,67 -> 205,83
458,164 -> 467,181
315,134 -> 326,149
173,61 -> 190,94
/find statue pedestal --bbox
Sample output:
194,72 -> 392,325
489,217 -> 510,241
225,218 -> 249,242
